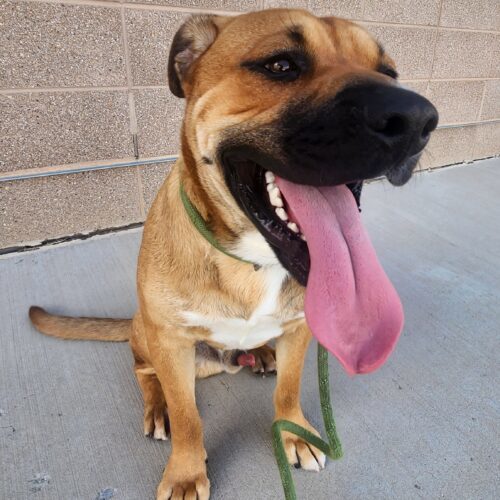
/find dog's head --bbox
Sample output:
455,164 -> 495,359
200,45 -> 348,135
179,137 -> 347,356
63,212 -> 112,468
168,9 -> 438,285
168,9 -> 439,375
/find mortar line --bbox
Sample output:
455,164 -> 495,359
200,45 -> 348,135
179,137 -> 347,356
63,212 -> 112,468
359,19 -> 500,34
19,0 -> 500,33
135,168 -> 147,219
2,78 -> 498,96
477,82 -> 488,122
427,0 -> 443,82
26,0 -> 242,16
120,6 -> 134,89
0,85 -> 174,95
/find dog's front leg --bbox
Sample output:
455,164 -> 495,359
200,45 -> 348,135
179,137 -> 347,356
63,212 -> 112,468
147,327 -> 209,500
273,322 -> 326,472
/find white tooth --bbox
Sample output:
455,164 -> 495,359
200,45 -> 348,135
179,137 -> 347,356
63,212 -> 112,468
270,196 -> 283,208
265,171 -> 275,183
270,188 -> 283,207
287,222 -> 299,233
276,207 -> 288,221
300,234 -> 307,241
267,182 -> 276,192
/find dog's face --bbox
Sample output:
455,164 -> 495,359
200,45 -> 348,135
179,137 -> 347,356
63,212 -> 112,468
168,9 -> 438,284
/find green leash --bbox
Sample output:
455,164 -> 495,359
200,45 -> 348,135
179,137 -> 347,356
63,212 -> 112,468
180,183 -> 343,499
272,344 -> 343,500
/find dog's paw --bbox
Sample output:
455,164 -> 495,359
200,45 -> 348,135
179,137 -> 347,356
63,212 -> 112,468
156,461 -> 209,500
280,420 -> 326,472
249,344 -> 276,375
144,403 -> 169,441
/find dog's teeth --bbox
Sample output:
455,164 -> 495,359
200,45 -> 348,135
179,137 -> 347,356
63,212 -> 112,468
267,182 -> 276,192
287,222 -> 299,233
265,171 -> 275,183
300,234 -> 307,241
270,187 -> 283,208
276,207 -> 288,221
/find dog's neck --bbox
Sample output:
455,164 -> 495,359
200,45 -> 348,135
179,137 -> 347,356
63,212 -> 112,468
179,140 -> 254,250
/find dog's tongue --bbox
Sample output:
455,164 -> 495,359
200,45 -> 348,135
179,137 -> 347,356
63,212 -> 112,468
275,178 -> 404,375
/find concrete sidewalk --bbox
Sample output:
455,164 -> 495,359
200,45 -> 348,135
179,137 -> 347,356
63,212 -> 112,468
1,159 -> 499,500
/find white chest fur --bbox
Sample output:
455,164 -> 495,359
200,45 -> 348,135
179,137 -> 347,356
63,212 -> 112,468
181,231 -> 291,350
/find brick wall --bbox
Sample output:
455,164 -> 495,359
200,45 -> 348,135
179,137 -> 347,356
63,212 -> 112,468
1,0 -> 499,249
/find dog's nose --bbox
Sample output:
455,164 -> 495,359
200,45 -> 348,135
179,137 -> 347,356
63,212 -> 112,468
360,84 -> 438,155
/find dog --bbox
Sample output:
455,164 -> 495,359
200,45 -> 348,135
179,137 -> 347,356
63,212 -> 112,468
29,9 -> 438,499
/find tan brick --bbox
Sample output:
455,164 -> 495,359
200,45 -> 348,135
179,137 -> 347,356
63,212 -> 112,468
0,168 -> 143,248
473,122 -> 500,159
134,89 -> 184,158
426,80 -> 485,125
126,8 -> 185,87
366,25 -> 437,80
125,0 -> 258,11
401,81 -> 429,96
480,80 -> 500,120
432,31 -> 496,79
490,36 -> 500,78
140,162 -> 173,211
420,126 -> 476,169
0,0 -> 126,88
0,92 -> 133,172
307,0 -> 364,19
440,0 -> 500,31
263,0 -> 309,9
363,0 -> 441,26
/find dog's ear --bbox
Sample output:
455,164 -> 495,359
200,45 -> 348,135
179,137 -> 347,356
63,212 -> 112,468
168,15 -> 228,98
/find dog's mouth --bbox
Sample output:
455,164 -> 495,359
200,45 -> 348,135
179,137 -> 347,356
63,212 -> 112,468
222,157 -> 311,284
221,155 -> 404,375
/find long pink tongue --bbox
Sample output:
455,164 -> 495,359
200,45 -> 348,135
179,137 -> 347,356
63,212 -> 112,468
276,178 -> 404,375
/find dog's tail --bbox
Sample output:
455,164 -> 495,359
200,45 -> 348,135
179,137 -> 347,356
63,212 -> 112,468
29,306 -> 131,342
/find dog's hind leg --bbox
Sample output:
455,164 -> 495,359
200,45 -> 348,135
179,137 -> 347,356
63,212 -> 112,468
130,314 -> 169,441
249,344 -> 277,374
135,365 -> 169,441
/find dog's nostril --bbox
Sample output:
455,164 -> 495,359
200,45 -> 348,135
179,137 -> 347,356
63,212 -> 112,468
421,114 -> 438,140
373,115 -> 408,138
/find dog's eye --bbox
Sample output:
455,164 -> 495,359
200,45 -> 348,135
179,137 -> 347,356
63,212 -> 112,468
378,64 -> 398,79
265,59 -> 294,74
261,56 -> 301,81
242,51 -> 306,82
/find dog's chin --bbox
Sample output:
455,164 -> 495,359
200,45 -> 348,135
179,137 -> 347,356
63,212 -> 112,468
386,154 -> 421,186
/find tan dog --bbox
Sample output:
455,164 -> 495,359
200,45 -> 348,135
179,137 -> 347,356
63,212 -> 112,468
30,9 -> 438,499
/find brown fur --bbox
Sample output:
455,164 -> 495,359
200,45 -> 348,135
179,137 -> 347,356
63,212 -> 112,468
29,9 -> 397,499
29,306 -> 131,341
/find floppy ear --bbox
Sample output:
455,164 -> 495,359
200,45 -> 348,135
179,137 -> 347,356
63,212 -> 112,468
167,15 -> 227,98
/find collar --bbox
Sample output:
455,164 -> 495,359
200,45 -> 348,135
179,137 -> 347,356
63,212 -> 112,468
179,183 -> 259,268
